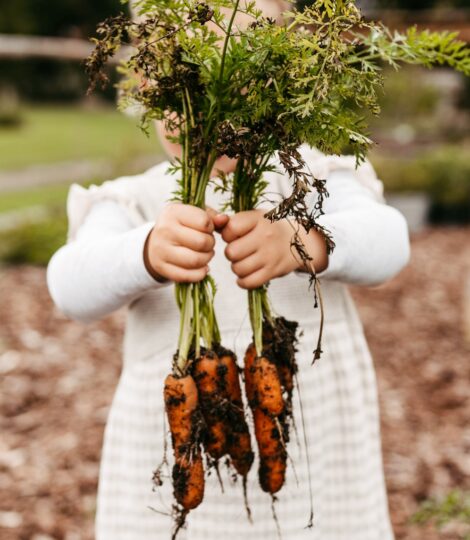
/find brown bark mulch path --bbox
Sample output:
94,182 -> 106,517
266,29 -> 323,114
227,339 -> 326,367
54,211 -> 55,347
0,227 -> 469,540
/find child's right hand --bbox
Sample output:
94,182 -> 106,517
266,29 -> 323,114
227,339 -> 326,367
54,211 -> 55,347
144,204 -> 227,283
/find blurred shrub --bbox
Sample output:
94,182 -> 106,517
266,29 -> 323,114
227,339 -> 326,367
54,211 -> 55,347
0,85 -> 22,127
0,211 -> 67,266
412,491 -> 470,538
378,68 -> 441,121
374,145 -> 470,223
373,67 -> 469,144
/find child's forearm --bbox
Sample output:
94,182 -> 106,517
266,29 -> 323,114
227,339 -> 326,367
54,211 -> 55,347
47,201 -> 163,323
315,170 -> 410,285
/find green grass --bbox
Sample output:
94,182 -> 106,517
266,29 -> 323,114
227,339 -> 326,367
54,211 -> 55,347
0,105 -> 161,170
0,183 -> 71,213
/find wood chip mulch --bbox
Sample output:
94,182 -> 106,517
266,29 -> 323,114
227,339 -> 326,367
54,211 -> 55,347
0,227 -> 469,540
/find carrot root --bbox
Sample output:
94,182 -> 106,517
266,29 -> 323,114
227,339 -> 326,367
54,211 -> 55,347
254,408 -> 287,494
192,352 -> 227,459
164,373 -> 205,511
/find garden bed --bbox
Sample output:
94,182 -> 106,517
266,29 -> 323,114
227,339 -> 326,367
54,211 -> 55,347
0,227 -> 469,539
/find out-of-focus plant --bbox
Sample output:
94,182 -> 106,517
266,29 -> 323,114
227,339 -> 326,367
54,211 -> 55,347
0,86 -> 23,127
0,212 -> 67,266
374,144 -> 470,223
377,67 -> 441,120
375,145 -> 470,201
412,491 -> 470,540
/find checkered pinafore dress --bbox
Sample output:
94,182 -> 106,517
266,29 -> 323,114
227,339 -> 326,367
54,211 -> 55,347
67,146 -> 395,540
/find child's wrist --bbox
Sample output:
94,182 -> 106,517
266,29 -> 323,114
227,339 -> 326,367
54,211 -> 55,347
293,225 -> 329,274
143,227 -> 169,284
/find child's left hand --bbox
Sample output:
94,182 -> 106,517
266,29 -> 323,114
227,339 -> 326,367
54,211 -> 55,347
221,210 -> 328,289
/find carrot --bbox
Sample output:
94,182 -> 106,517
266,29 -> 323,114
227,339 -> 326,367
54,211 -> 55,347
253,409 -> 286,492
219,350 -> 254,476
192,352 -> 227,459
172,452 -> 205,510
164,374 -> 205,510
251,355 -> 284,416
253,408 -> 287,494
243,343 -> 257,405
244,340 -> 288,493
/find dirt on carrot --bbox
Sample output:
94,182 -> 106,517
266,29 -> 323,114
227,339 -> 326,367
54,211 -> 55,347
164,373 -> 205,511
192,351 -> 227,460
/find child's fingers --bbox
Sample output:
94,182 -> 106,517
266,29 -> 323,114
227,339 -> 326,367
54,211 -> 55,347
158,262 -> 209,284
176,204 -> 215,233
224,232 -> 258,263
237,268 -> 269,290
213,213 -> 230,231
166,246 -> 215,270
206,207 -> 229,231
221,211 -> 259,243
174,226 -> 215,253
231,253 -> 264,279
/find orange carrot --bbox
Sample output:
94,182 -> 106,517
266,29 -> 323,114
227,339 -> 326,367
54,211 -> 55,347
192,352 -> 227,459
244,343 -> 257,405
172,452 -> 205,510
164,374 -> 205,510
219,351 -> 254,476
253,408 -> 287,494
252,356 -> 284,416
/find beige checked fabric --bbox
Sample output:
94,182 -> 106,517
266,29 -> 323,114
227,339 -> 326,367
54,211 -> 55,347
68,147 -> 395,540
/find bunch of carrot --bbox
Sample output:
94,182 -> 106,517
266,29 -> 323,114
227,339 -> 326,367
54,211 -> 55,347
164,345 -> 253,515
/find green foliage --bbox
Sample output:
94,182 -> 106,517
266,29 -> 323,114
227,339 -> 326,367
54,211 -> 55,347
87,0 -> 470,168
85,0 -> 470,365
0,212 -> 67,266
374,144 -> 470,205
412,491 -> 470,539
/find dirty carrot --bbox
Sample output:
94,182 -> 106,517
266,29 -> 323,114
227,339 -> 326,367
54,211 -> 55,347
218,350 -> 254,476
164,374 -> 205,510
253,408 -> 287,494
192,352 -> 227,460
245,350 -> 284,417
243,343 -> 257,405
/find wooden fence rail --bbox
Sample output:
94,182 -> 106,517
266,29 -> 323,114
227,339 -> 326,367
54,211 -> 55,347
0,9 -> 468,64
0,34 -> 129,63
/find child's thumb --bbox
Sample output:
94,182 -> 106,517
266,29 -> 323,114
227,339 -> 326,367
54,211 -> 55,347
207,207 -> 229,231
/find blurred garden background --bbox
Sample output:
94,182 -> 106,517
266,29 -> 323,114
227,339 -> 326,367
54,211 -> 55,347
0,1 -> 469,539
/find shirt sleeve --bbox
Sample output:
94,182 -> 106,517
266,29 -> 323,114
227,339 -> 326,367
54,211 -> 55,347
312,169 -> 411,286
47,200 -> 168,324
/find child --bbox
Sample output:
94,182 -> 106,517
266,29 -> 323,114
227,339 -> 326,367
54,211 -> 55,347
47,2 -> 410,538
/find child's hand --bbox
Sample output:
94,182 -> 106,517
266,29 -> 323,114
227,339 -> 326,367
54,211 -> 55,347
145,204 -> 228,283
221,210 -> 328,289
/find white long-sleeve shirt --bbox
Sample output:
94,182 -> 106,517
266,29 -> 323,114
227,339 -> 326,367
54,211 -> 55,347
47,158 -> 410,324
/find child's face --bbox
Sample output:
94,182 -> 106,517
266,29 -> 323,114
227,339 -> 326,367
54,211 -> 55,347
154,0 -> 286,174
155,120 -> 238,176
